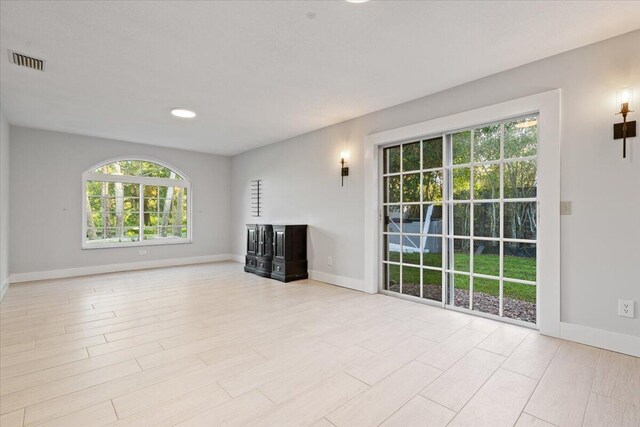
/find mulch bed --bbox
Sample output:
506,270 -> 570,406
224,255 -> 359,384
387,283 -> 536,323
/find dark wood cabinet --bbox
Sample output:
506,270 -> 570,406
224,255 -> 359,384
271,225 -> 308,282
244,224 -> 307,282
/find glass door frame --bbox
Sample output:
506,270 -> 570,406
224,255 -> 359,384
379,135 -> 447,306
379,117 -> 539,329
365,90 -> 561,337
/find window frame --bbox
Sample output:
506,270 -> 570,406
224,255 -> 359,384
81,156 -> 192,249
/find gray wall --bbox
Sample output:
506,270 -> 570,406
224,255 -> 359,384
0,110 -> 9,300
9,127 -> 231,275
231,30 -> 640,337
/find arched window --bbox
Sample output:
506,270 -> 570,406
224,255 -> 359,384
82,158 -> 191,248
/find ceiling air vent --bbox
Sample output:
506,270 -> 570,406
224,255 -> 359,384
8,50 -> 45,71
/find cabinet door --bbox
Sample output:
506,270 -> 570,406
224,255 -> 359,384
257,227 -> 264,256
247,227 -> 256,255
273,228 -> 286,261
263,226 -> 273,258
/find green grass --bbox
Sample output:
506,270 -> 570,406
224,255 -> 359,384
386,252 -> 536,303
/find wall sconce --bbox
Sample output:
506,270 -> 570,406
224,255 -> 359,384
340,151 -> 350,186
614,88 -> 636,158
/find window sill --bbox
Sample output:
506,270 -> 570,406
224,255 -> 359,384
82,238 -> 192,250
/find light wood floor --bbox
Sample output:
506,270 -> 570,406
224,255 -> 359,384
0,262 -> 638,427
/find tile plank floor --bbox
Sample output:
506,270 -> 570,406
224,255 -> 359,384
0,261 -> 638,427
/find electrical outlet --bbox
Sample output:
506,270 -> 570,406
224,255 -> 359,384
618,299 -> 635,318
139,250 -> 147,256
328,256 -> 333,266
560,201 -> 572,215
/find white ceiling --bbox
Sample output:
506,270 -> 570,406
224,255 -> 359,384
1,1 -> 639,156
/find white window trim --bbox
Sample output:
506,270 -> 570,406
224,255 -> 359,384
81,156 -> 193,250
364,90 -> 561,337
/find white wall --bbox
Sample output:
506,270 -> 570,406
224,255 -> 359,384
9,127 -> 231,277
231,30 -> 640,339
0,110 -> 9,300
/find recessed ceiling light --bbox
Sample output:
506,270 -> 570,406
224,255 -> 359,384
345,0 -> 370,3
171,108 -> 196,119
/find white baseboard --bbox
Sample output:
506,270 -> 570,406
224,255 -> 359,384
308,269 -> 368,293
559,321 -> 640,357
0,278 -> 8,302
8,254 -> 235,284
230,254 -> 245,263
230,254 -> 367,293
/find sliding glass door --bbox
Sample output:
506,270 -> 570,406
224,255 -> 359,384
381,115 -> 538,325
